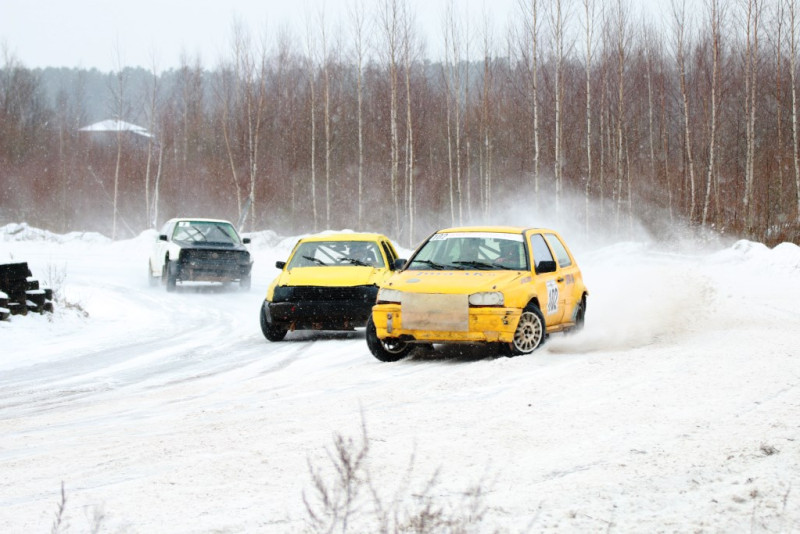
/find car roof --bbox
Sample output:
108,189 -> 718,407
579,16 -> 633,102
297,231 -> 390,243
435,225 -> 554,235
167,217 -> 236,225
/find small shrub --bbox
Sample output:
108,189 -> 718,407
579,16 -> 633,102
304,418 -> 492,534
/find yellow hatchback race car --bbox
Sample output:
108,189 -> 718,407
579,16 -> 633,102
260,232 -> 402,341
366,226 -> 588,361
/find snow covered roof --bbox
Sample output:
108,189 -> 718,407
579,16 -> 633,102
78,119 -> 152,138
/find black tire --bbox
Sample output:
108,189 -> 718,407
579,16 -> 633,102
366,315 -> 413,362
165,260 -> 178,292
570,295 -> 587,333
507,305 -> 546,356
260,301 -> 287,342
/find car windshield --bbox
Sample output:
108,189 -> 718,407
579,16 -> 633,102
172,221 -> 241,245
287,240 -> 385,268
406,232 -> 528,271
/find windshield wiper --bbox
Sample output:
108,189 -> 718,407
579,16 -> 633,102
410,259 -> 446,270
344,258 -> 371,266
303,255 -> 327,266
452,260 -> 494,270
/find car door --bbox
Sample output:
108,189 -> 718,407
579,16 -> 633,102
527,232 -> 565,324
544,232 -> 581,323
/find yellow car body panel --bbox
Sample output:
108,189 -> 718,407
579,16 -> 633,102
371,226 -> 587,349
266,232 -> 398,300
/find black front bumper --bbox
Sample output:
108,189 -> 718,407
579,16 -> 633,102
267,285 -> 378,330
177,249 -> 252,282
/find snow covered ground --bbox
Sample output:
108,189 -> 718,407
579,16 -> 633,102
1,222 -> 799,533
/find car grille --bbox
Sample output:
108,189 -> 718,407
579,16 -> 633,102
272,285 -> 378,304
180,249 -> 249,264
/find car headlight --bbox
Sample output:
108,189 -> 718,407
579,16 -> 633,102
377,288 -> 403,304
468,291 -> 504,306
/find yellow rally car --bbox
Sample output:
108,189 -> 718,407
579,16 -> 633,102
366,226 -> 588,361
260,232 -> 402,341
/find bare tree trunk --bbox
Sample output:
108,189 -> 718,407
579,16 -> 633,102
583,0 -> 595,235
775,0 -> 785,229
480,7 -> 494,220
614,0 -> 627,230
527,0 -> 541,207
645,38 -> 657,210
445,1 -> 464,225
321,8 -> 332,229
552,0 -> 566,219
402,3 -> 416,244
108,46 -> 128,240
306,16 -> 319,231
702,0 -> 720,227
350,0 -> 367,228
744,0 -> 762,233
380,0 -> 401,237
673,0 -> 697,223
144,56 -> 160,228
790,0 -> 800,223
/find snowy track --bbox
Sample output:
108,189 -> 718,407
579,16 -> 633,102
1,225 -> 800,532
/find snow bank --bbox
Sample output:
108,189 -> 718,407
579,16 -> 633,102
1,222 -> 110,244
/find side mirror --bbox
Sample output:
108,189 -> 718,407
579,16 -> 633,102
275,261 -> 286,269
393,258 -> 407,270
536,260 -> 557,274
242,237 -> 251,244
158,234 -> 168,242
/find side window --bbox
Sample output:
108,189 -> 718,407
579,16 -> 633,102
545,233 -> 572,268
529,234 -> 555,273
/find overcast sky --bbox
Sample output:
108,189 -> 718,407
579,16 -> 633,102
2,0 -> 671,72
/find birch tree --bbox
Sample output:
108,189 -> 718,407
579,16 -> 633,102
401,2 -> 417,244
550,0 -> 572,219
144,53 -> 161,228
349,0 -> 368,228
583,0 -> 597,234
108,44 -> 129,240
789,0 -> 800,223
673,0 -> 697,222
743,0 -> 762,233
379,0 -> 402,236
479,5 -> 495,220
521,0 -> 542,209
702,0 -> 721,227
305,14 -> 319,231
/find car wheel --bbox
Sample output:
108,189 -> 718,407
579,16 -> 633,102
570,295 -> 586,333
366,315 -> 413,362
508,305 -> 545,356
260,301 -> 287,341
166,260 -> 178,292
240,273 -> 252,291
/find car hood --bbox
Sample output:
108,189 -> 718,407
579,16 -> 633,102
277,266 -> 386,287
383,269 -> 527,294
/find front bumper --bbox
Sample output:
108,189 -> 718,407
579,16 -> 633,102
267,285 -> 379,330
371,302 -> 522,344
177,250 -> 252,282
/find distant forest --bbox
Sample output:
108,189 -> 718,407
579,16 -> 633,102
2,0 -> 800,246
